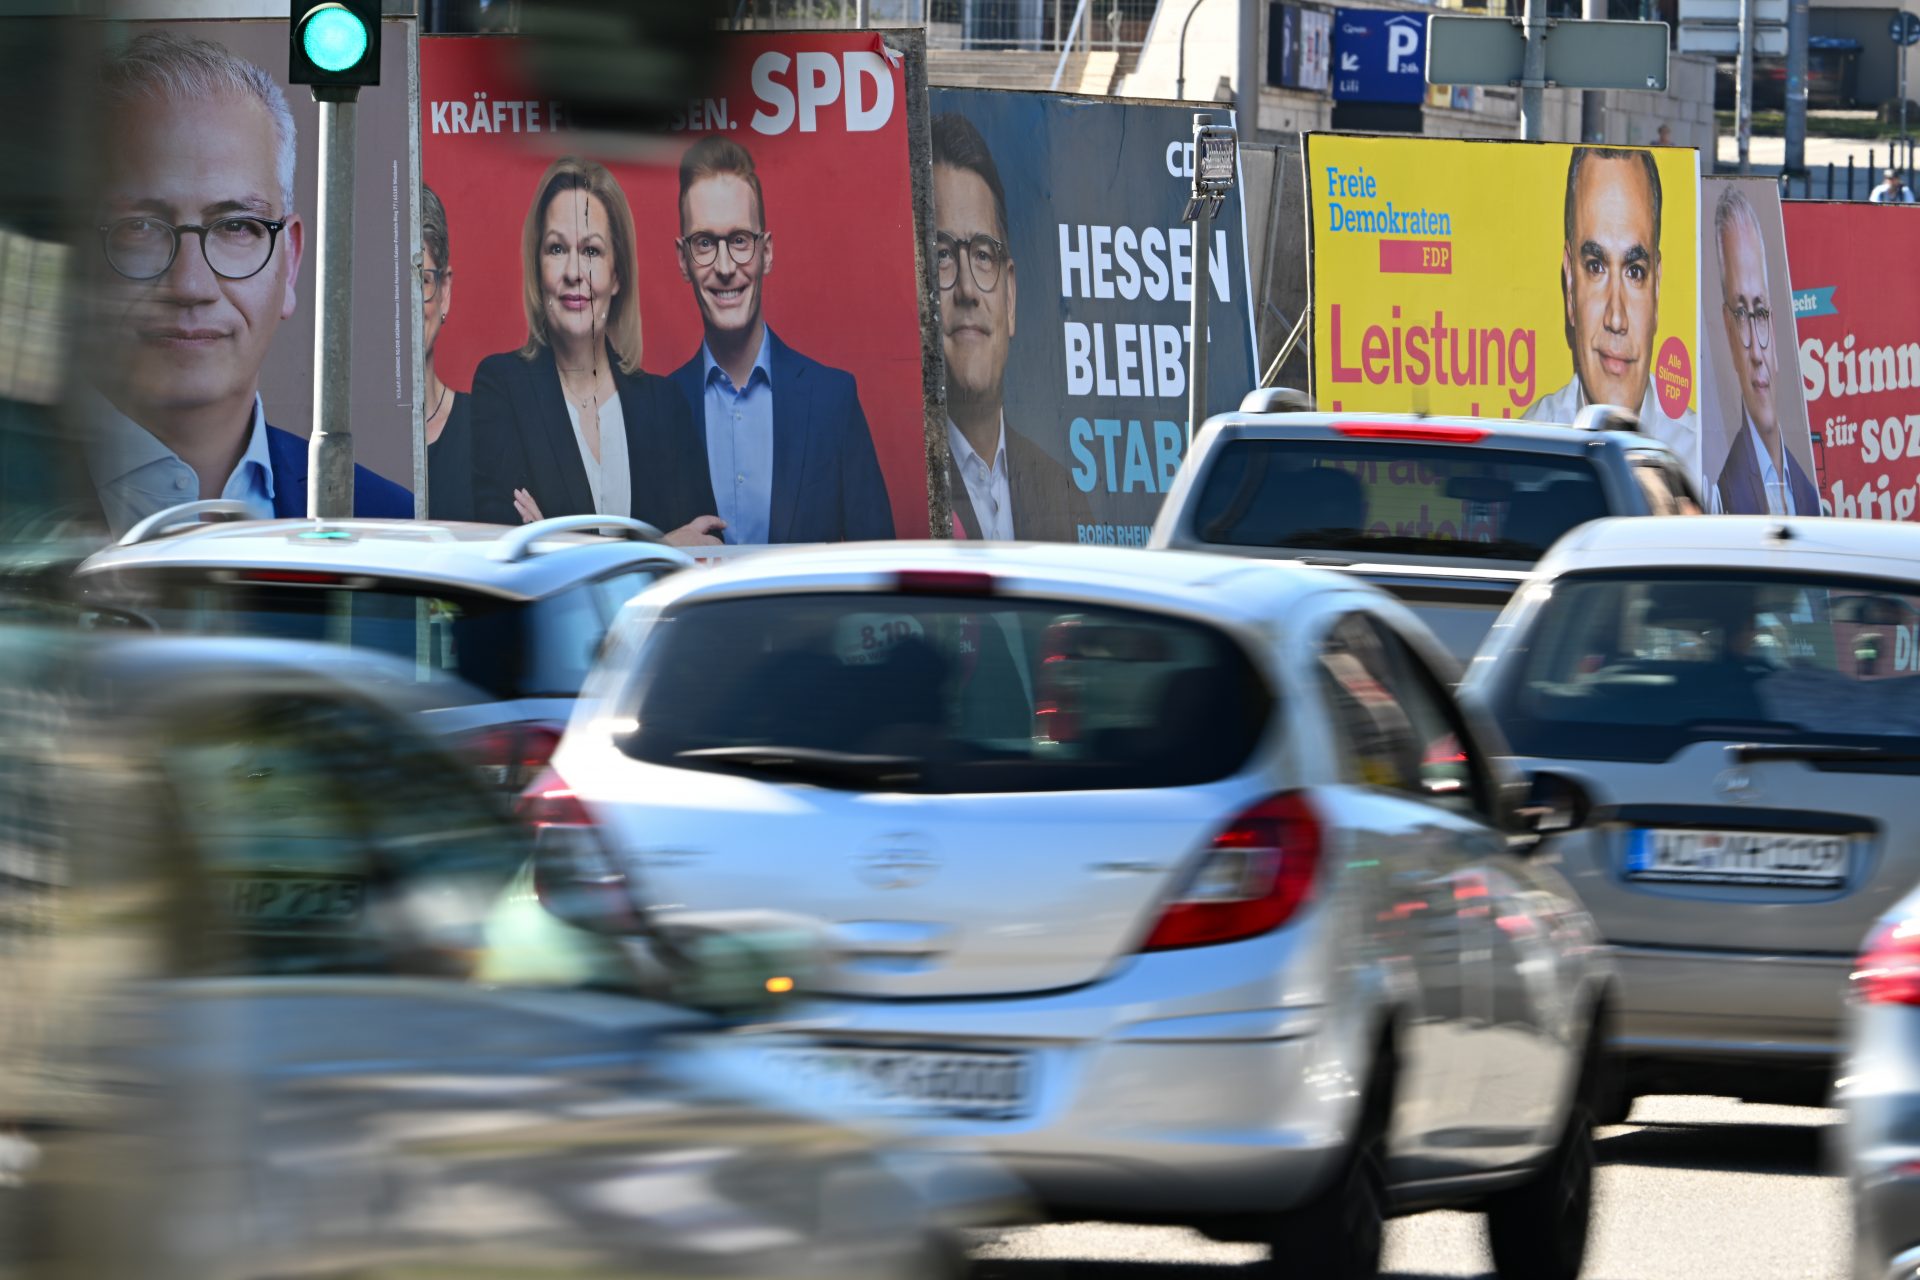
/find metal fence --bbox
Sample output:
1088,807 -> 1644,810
731,0 -> 1165,51
1776,141 -> 1919,200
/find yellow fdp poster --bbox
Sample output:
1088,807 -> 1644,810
1305,134 -> 1702,482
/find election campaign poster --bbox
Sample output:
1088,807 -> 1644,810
1784,201 -> 1920,521
81,19 -> 418,537
1699,178 -> 1817,516
924,88 -> 1258,545
422,31 -> 931,542
1306,134 -> 1704,483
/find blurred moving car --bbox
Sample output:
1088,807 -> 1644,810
542,542 -> 1614,1280
70,504 -> 692,793
7,636 -> 965,1280
1461,516 -> 1920,1119
1841,880 -> 1920,1280
1150,400 -> 1700,665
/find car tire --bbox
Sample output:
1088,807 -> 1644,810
1484,1050 -> 1597,1280
1264,1058 -> 1391,1279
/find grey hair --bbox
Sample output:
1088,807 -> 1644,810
421,183 -> 449,269
1712,185 -> 1765,287
102,32 -> 297,212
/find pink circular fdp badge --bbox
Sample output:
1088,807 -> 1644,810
1654,336 -> 1692,420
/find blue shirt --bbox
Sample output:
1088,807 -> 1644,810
86,394 -> 275,538
700,333 -> 774,546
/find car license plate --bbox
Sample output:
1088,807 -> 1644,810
758,1046 -> 1032,1118
1625,829 -> 1850,889
215,874 -> 365,932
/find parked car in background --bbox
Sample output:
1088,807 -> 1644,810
1460,515 -> 1920,1121
539,542 -> 1614,1280
1150,399 -> 1700,665
5,636 -> 969,1280
1840,878 -> 1920,1280
70,505 -> 693,794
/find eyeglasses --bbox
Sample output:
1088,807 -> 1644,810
420,266 -> 450,303
936,232 -> 1008,293
1725,300 -> 1773,352
98,215 -> 288,282
679,230 -> 765,267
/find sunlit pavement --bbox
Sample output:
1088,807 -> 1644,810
967,1095 -> 1848,1279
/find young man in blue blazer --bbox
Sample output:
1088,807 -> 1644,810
668,136 -> 893,545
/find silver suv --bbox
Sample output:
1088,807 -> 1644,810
1150,400 -> 1701,664
72,503 -> 692,791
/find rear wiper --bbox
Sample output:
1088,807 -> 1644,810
674,745 -> 924,788
1730,742 -> 1920,765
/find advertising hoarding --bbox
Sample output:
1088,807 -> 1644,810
1305,134 -> 1703,482
1269,4 -> 1333,92
1784,201 -> 1920,520
925,88 -> 1258,545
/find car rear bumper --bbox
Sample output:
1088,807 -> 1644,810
1609,942 -> 1849,1059
725,948 -> 1363,1219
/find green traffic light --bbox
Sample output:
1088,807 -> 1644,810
301,4 -> 369,74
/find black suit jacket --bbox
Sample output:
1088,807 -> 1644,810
469,344 -> 718,531
948,424 -> 1093,542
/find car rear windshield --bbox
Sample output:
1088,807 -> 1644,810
110,578 -> 607,700
623,592 -> 1274,793
1192,438 -> 1611,561
1493,570 -> 1920,761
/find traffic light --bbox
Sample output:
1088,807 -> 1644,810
290,1 -> 380,90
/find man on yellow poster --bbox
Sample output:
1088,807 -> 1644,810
1307,134 -> 1702,484
1521,147 -> 1700,470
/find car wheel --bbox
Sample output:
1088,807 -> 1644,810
1265,1064 -> 1390,1279
1484,1076 -> 1596,1280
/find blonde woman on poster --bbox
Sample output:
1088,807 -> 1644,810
468,156 -> 724,544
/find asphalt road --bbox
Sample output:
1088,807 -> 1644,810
966,1095 -> 1850,1280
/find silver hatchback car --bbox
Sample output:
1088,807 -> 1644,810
541,542 -> 1612,1279
1461,515 -> 1920,1116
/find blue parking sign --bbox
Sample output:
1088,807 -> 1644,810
1333,7 -> 1428,103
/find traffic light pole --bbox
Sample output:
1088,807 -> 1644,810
309,88 -> 357,519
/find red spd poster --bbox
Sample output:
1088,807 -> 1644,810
1784,202 -> 1920,520
421,33 -> 929,542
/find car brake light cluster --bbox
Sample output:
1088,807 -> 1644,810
517,766 -> 637,927
454,720 -> 565,793
1332,421 -> 1489,444
1854,920 -> 1920,1006
1140,792 -> 1323,952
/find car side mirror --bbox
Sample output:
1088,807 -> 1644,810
1509,770 -> 1592,843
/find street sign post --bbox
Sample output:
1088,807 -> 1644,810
1426,13 -> 1669,136
1185,114 -> 1235,449
1893,11 -> 1919,176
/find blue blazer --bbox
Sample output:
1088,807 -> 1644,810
670,330 -> 895,543
265,424 -> 412,518
1716,426 -> 1821,517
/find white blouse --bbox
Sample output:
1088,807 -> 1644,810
562,390 -> 630,517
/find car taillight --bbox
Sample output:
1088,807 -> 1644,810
1140,793 -> 1322,952
455,720 -> 564,792
1853,920 -> 1920,1006
517,766 -> 638,927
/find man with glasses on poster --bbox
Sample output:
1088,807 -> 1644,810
87,32 -> 408,537
668,136 -> 893,544
931,112 -> 1089,542
1708,187 -> 1819,515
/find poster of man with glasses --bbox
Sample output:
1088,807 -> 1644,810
925,90 -> 1255,544
87,25 -> 415,536
1701,178 -> 1819,516
665,136 -> 892,543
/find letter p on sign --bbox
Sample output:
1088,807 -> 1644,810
1387,22 -> 1420,73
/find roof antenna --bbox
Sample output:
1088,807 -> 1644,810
1769,522 -> 1794,542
